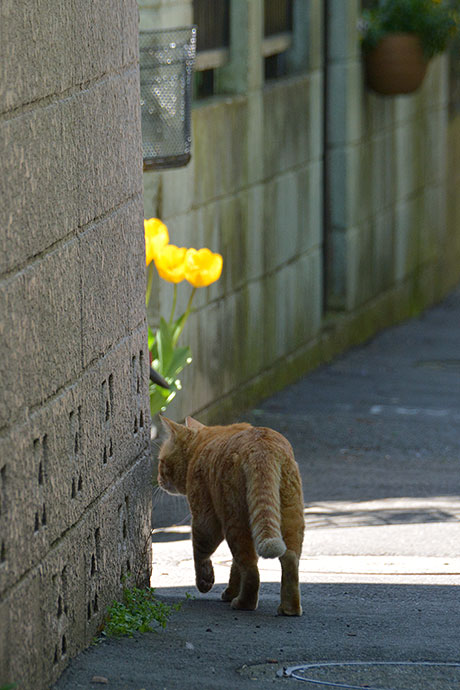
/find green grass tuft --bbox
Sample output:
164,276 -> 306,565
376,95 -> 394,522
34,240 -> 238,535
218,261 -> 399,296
102,585 -> 181,638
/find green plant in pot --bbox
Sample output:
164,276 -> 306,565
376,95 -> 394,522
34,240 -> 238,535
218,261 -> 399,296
359,0 -> 459,95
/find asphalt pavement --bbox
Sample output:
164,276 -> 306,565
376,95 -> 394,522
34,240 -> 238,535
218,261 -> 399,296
54,286 -> 460,690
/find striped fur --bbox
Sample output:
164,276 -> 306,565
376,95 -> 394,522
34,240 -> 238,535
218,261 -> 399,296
157,416 -> 305,615
244,452 -> 286,558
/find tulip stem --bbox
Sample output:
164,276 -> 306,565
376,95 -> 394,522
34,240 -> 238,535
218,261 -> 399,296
172,287 -> 197,346
169,284 -> 178,325
185,287 -> 197,317
145,263 -> 155,307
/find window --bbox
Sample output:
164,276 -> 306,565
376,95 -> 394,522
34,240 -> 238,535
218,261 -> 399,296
263,0 -> 293,80
193,0 -> 230,98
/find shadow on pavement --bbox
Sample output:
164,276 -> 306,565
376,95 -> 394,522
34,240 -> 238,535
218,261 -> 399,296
54,581 -> 460,689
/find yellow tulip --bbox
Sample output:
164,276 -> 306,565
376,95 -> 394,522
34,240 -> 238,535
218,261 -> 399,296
144,218 -> 169,266
184,248 -> 223,288
154,244 -> 187,283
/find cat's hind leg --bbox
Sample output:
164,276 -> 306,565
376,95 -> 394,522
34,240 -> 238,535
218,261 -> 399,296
226,530 -> 260,611
278,549 -> 302,615
278,506 -> 304,616
192,516 -> 223,593
221,559 -> 241,602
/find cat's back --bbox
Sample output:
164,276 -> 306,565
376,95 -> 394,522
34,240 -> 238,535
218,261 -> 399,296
191,422 -> 295,471
231,425 -> 294,462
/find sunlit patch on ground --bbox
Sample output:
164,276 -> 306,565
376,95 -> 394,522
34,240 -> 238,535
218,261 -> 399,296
151,495 -> 460,592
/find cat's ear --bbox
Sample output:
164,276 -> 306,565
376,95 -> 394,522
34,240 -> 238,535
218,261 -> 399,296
185,416 -> 205,431
159,415 -> 184,437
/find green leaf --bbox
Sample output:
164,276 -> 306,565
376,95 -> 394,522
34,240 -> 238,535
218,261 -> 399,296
149,344 -> 192,417
147,303 -> 194,415
163,346 -> 192,379
149,383 -> 176,417
156,318 -> 174,373
148,325 -> 157,354
171,311 -> 188,347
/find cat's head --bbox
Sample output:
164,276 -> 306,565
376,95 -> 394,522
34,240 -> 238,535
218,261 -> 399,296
157,416 -> 204,495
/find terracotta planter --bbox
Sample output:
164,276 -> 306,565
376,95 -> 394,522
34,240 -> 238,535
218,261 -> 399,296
364,33 -> 428,95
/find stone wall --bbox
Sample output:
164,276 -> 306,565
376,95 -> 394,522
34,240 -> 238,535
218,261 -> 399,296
0,2 -> 151,688
142,0 -> 460,425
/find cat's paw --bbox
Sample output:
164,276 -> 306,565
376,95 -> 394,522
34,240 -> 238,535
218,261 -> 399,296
221,587 -> 237,602
277,603 -> 303,616
230,596 -> 258,611
197,577 -> 214,593
196,560 -> 214,593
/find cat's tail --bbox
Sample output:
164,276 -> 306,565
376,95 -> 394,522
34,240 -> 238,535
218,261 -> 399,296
244,452 -> 286,559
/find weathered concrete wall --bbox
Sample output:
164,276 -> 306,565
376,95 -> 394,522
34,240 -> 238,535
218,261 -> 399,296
138,0 -> 192,29
325,0 -> 455,314
0,2 -> 151,688
142,0 -> 460,426
446,33 -> 460,291
143,0 -> 324,421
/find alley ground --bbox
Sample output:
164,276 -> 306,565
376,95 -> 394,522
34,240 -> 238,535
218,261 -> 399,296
55,286 -> 460,690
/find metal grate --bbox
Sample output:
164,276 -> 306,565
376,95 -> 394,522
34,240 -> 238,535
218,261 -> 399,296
193,0 -> 230,52
264,0 -> 293,36
139,27 -> 197,170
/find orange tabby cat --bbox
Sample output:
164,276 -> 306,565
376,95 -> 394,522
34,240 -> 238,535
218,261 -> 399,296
157,416 -> 304,615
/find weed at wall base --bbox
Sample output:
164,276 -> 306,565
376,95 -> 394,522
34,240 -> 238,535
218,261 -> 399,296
101,585 -> 182,638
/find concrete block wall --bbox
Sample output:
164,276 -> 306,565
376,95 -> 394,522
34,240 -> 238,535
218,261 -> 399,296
0,2 -> 152,689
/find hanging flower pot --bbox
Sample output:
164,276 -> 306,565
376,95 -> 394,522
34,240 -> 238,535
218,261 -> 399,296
358,0 -> 459,98
364,33 -> 428,96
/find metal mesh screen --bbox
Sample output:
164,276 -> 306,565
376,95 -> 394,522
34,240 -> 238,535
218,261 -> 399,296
140,27 -> 197,170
